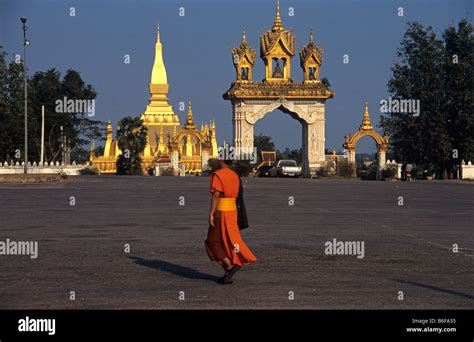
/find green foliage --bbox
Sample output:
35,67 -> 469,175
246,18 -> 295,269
0,53 -> 25,161
358,164 -> 377,180
279,147 -> 303,164
254,133 -> 275,150
381,20 -> 473,178
316,162 -> 335,177
0,48 -> 103,163
115,116 -> 147,175
117,154 -> 142,175
337,160 -> 355,178
443,19 -> 474,166
79,167 -> 99,175
381,167 -> 397,180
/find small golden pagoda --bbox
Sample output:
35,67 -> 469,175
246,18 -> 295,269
260,0 -> 295,83
359,101 -> 374,131
91,25 -> 218,175
299,28 -> 323,83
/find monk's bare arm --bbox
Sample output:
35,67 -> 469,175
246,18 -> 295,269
209,191 -> 220,227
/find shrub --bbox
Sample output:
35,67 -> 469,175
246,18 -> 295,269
381,167 -> 396,180
117,154 -> 143,175
79,167 -> 100,175
316,163 -> 334,177
337,160 -> 355,178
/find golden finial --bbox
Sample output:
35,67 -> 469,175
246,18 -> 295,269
309,27 -> 314,44
242,29 -> 247,43
360,100 -> 373,130
272,0 -> 283,31
157,22 -> 161,42
186,100 -> 193,123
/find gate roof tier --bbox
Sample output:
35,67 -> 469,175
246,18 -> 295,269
223,81 -> 334,100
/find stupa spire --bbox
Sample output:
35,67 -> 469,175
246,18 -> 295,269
360,101 -> 373,130
185,100 -> 196,129
151,22 -> 167,85
272,0 -> 283,31
157,22 -> 161,42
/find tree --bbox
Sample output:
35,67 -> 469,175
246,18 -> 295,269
278,147 -> 302,164
29,69 -> 63,162
0,50 -> 7,156
0,47 -> 102,164
0,58 -> 27,162
380,21 -> 464,178
287,148 -> 302,164
116,116 -> 147,175
254,133 -> 275,151
443,19 -> 474,168
29,68 -> 102,163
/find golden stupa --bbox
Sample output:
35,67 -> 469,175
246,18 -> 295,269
91,25 -> 218,175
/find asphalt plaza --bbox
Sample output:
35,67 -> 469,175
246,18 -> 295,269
0,176 -> 472,309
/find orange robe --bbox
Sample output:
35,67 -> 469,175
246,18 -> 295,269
205,168 -> 257,267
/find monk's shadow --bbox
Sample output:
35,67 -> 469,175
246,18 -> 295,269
129,256 -> 220,283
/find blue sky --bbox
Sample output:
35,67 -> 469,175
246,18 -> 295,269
0,0 -> 471,153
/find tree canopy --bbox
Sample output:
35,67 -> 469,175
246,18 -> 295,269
380,19 -> 473,178
116,116 -> 147,175
0,48 -> 103,163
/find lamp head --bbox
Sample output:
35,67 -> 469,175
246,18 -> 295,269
20,17 -> 27,24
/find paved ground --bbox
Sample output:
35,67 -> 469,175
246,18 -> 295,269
0,176 -> 472,309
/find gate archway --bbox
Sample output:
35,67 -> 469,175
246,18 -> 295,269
223,2 -> 334,177
343,101 -> 390,179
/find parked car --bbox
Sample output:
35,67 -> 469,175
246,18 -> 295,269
269,160 -> 302,177
256,165 -> 272,177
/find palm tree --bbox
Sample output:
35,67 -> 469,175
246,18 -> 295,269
116,116 -> 147,175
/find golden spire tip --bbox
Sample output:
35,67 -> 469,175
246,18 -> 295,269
273,0 -> 283,30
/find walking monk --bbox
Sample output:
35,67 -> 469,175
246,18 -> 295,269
205,159 -> 257,284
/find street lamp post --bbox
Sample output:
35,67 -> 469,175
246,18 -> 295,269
21,17 -> 29,174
